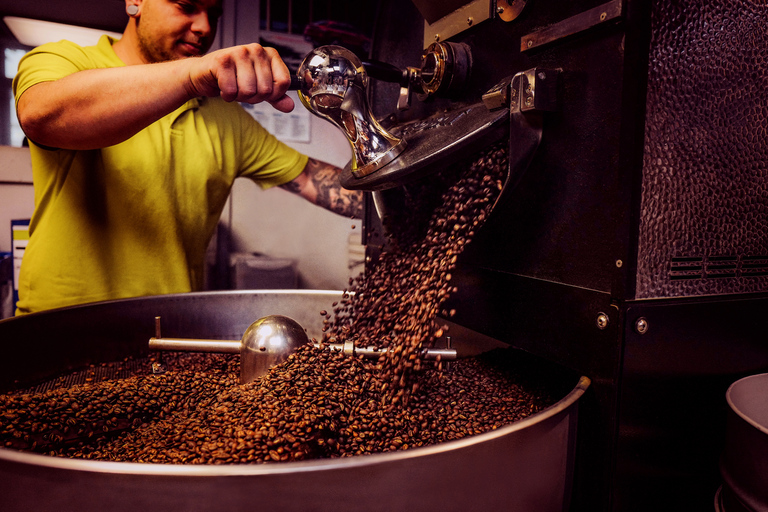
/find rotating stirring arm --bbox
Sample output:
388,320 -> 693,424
149,315 -> 457,384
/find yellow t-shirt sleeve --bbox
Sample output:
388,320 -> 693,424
227,103 -> 308,189
13,36 -> 123,108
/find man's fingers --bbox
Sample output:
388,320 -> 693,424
269,94 -> 295,113
191,44 -> 293,110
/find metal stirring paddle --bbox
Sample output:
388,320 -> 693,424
148,315 -> 456,384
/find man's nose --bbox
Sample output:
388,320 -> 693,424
191,12 -> 213,36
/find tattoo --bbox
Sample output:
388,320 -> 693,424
281,158 -> 364,219
279,179 -> 302,194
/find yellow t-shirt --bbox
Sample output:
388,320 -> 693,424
13,35 -> 308,314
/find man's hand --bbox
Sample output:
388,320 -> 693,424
185,44 -> 295,112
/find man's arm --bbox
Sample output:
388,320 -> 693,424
280,158 -> 364,219
16,44 -> 294,150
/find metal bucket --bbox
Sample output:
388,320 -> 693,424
718,373 -> 768,512
0,291 -> 589,512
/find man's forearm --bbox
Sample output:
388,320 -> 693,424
281,158 -> 364,219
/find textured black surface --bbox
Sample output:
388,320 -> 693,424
637,0 -> 768,298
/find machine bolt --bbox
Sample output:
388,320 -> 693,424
635,317 -> 649,334
596,313 -> 609,330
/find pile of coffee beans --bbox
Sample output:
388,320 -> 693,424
0,143 -> 565,464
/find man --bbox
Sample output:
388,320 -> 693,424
13,0 -> 362,314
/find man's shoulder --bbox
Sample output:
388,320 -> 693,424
24,35 -> 122,69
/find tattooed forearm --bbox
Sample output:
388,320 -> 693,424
280,158 -> 364,219
279,178 -> 302,195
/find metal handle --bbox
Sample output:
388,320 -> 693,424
148,337 -> 240,354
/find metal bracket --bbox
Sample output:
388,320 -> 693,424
482,68 -> 560,210
482,68 -> 560,113
512,68 -> 559,113
521,0 -> 623,52
422,0 -> 494,48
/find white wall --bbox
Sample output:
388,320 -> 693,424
217,0 -> 365,291
0,146 -> 33,253
226,91 -> 362,290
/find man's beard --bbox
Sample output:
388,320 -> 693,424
135,22 -> 183,63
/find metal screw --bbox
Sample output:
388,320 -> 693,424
635,317 -> 649,334
596,313 -> 609,330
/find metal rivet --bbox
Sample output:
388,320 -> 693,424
596,313 -> 609,330
635,317 -> 649,334
467,17 -> 474,25
434,34 -> 440,41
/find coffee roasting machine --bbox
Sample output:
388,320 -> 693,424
2,0 -> 768,511
316,0 -> 768,510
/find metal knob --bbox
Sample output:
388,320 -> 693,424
240,315 -> 309,384
297,45 -> 406,178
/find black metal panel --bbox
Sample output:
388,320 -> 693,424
616,293 -> 768,510
444,267 -> 621,511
